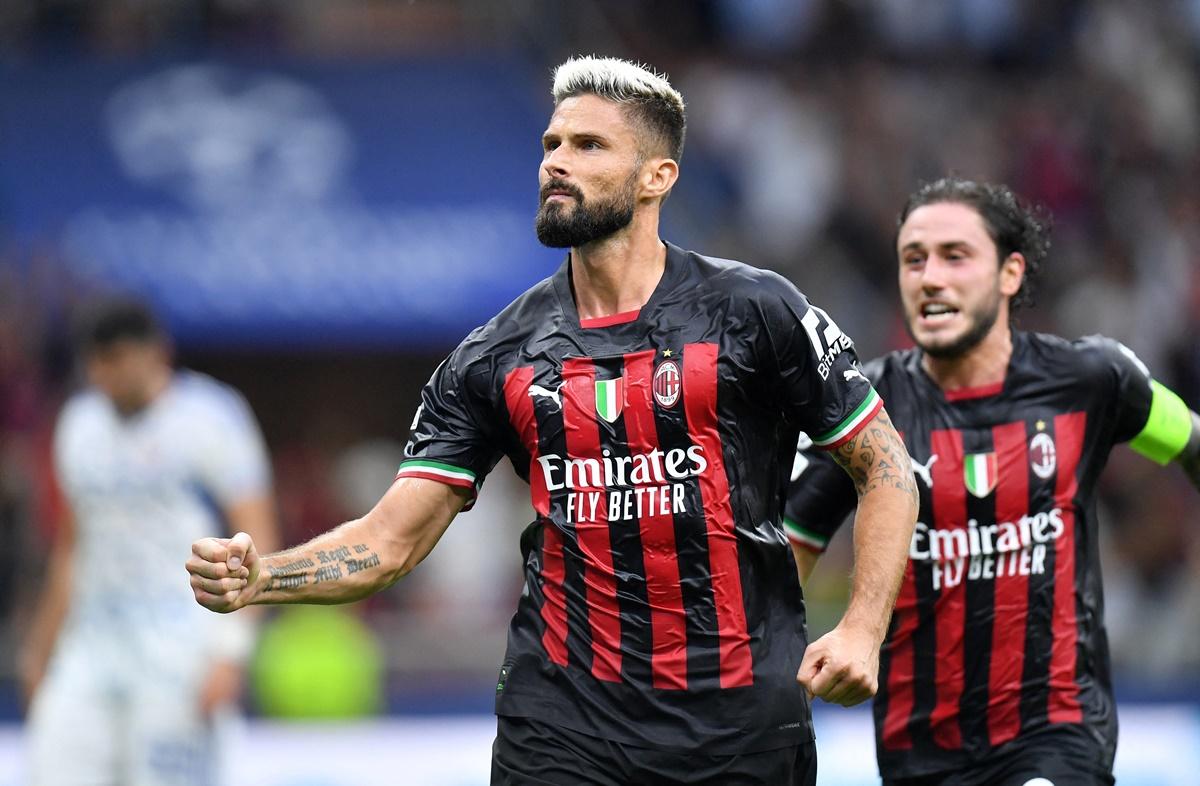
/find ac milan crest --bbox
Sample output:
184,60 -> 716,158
1029,431 -> 1057,479
654,359 -> 681,408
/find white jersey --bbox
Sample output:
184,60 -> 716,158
52,370 -> 270,676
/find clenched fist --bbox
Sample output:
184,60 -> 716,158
186,531 -> 261,613
796,623 -> 881,707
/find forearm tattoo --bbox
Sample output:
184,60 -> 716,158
266,542 -> 383,592
832,409 -> 919,502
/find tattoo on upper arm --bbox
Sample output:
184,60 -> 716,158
831,409 -> 918,500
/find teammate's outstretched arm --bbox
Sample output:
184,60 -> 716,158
187,477 -> 468,612
1174,411 -> 1200,490
797,408 -> 918,707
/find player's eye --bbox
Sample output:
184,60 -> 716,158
581,139 -> 602,151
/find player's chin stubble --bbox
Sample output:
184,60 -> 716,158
535,180 -> 637,249
909,291 -> 1003,360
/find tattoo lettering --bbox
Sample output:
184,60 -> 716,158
352,543 -> 371,554
316,545 -> 351,564
314,564 -> 343,583
345,553 -> 381,574
275,557 -> 315,573
270,572 -> 309,590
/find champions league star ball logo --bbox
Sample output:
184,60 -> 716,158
105,63 -> 351,211
1029,432 -> 1057,480
654,360 -> 681,408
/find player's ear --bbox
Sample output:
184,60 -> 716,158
999,252 -> 1025,298
640,157 -> 678,203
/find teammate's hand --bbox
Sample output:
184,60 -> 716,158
796,623 -> 881,707
186,531 -> 260,613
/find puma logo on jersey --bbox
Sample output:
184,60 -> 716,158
843,369 -> 866,383
528,384 -> 563,409
912,453 -> 938,489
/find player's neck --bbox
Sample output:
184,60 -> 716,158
569,216 -> 666,322
921,320 -> 1014,394
117,366 -> 174,416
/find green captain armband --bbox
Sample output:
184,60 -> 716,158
1129,380 -> 1193,465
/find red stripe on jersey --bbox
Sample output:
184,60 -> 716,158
562,357 -> 623,683
624,350 -> 688,690
579,309 -> 640,328
503,366 -> 567,667
1048,411 -> 1086,723
882,560 -> 919,750
943,380 -> 1004,402
392,470 -> 474,490
929,428 -> 966,750
682,342 -> 754,688
987,420 -> 1030,746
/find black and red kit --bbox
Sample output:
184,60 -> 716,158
786,331 -> 1155,779
400,243 -> 881,754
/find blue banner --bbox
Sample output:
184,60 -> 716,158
1,57 -> 564,348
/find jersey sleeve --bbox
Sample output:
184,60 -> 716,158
193,386 -> 273,508
397,338 -> 503,509
783,432 -> 857,554
759,281 -> 882,449
1080,336 -> 1193,463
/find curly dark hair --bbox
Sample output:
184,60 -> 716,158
897,177 -> 1052,311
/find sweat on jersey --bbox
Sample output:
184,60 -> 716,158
786,332 -> 1158,778
399,243 -> 881,753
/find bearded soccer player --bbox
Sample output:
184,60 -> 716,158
186,56 -> 917,785
786,178 -> 1200,786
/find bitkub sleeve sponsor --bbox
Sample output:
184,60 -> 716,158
759,281 -> 882,449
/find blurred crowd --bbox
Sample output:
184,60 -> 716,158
2,0 -> 1200,713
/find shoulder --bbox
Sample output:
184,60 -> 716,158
1023,331 -> 1144,382
171,371 -> 258,429
858,349 -> 917,388
57,389 -> 108,435
440,275 -> 560,379
682,250 -> 803,302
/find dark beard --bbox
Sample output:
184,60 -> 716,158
911,290 -> 1002,359
535,177 -> 636,248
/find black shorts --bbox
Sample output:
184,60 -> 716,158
491,715 -> 816,786
883,727 -> 1115,786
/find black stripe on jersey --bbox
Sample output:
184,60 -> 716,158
652,348 -> 722,692
530,384 -> 596,677
1019,414 -> 1061,733
959,429 -> 997,753
592,356 -> 654,688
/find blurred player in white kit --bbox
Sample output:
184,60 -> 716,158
19,298 -> 278,786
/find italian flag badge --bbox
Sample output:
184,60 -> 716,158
595,378 -> 624,423
963,452 -> 998,498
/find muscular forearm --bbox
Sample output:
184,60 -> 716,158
831,409 -> 919,642
843,486 -> 917,641
253,517 -> 404,605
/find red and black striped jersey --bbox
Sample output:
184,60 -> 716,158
786,331 -> 1155,777
400,243 -> 879,753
